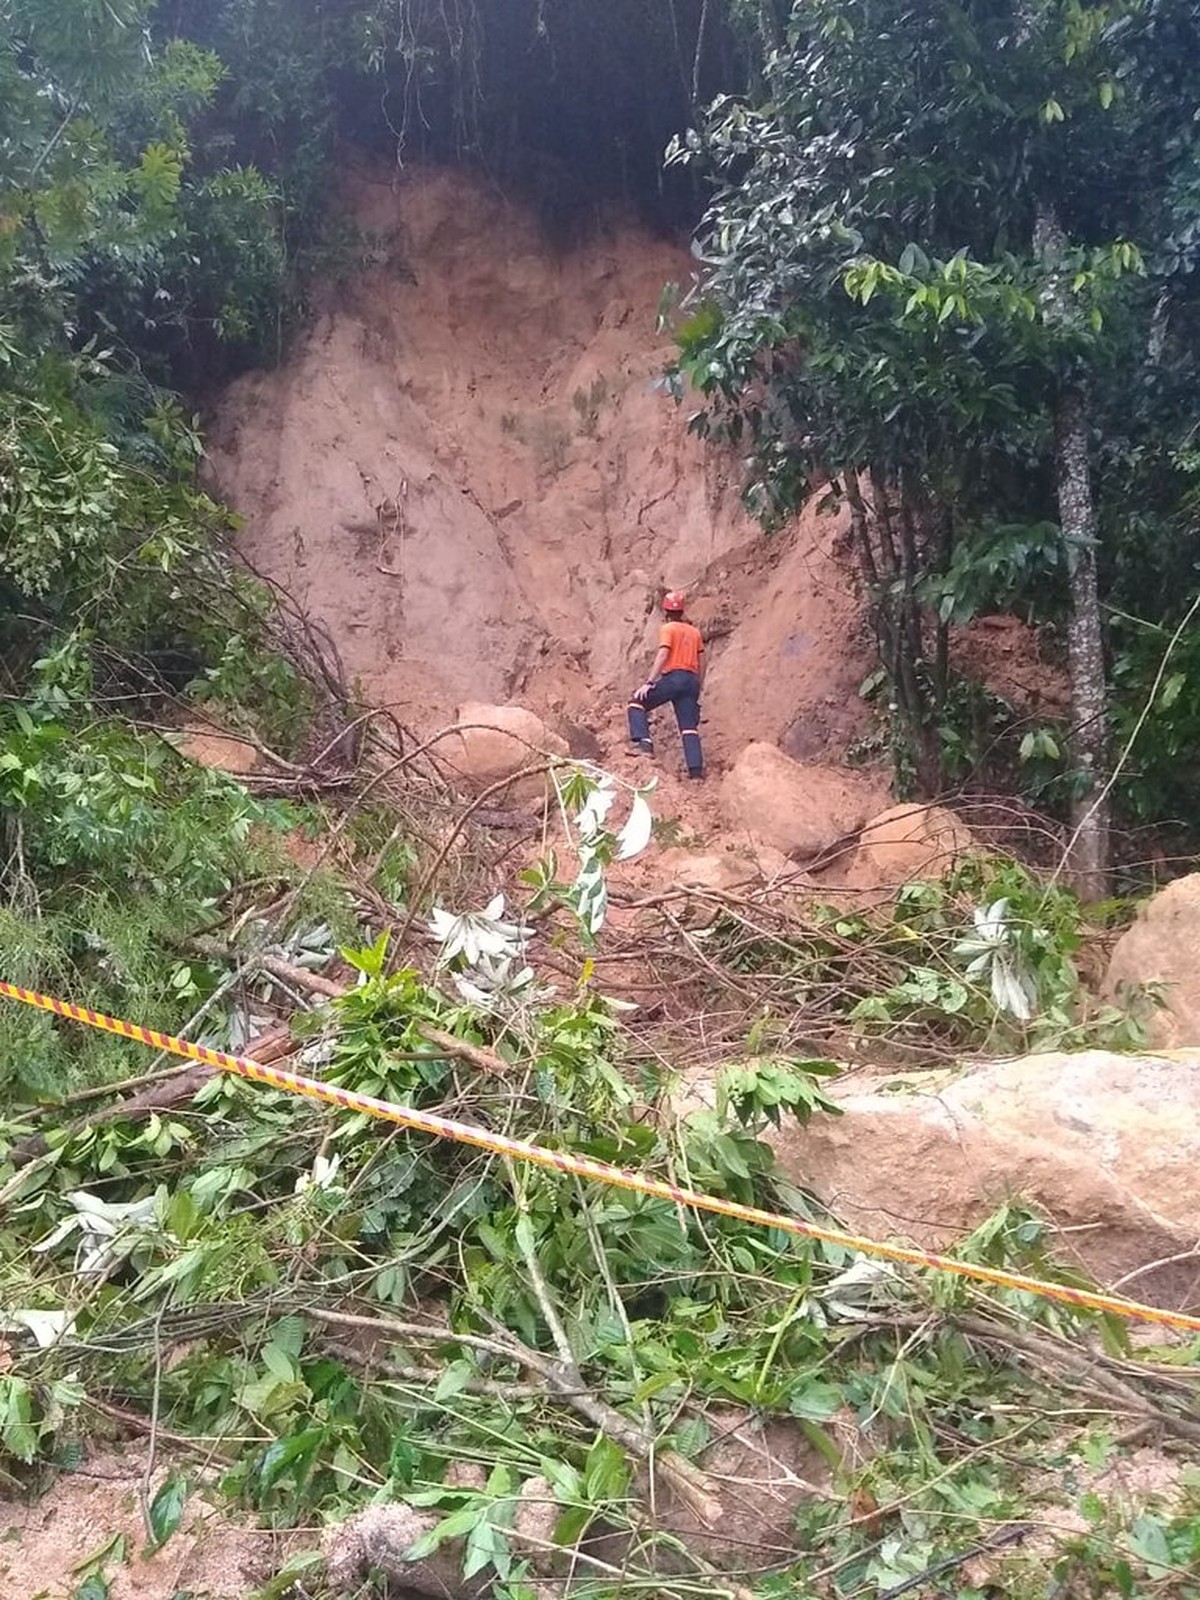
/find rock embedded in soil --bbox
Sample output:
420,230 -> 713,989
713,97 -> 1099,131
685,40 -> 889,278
832,802 -> 975,894
1105,871 -> 1200,1047
767,1051 -> 1200,1310
718,741 -> 886,860
324,1461 -> 492,1599
173,724 -> 260,775
443,701 -> 569,807
324,1501 -> 488,1600
658,846 -> 769,894
633,1404 -> 839,1570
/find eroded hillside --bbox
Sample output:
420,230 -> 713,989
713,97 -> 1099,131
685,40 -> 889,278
207,165 -> 875,773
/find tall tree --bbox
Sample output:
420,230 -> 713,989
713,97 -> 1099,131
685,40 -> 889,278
0,1 -> 285,707
671,0 -> 1200,893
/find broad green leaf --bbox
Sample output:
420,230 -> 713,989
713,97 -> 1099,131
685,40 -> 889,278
463,1516 -> 511,1581
0,1376 -> 38,1463
787,1379 -> 843,1421
1159,671 -> 1186,710
433,1359 -> 475,1403
553,1503 -> 592,1547
405,1503 -> 485,1559
260,1343 -> 298,1384
583,1435 -> 629,1502
1129,1515 -> 1174,1578
147,1473 -> 188,1550
257,1427 -> 325,1493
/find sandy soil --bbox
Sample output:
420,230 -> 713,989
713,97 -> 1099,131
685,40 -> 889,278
0,1447 -> 293,1600
206,162 -> 877,782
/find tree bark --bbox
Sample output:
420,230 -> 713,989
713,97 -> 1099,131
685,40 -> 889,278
1054,384 -> 1110,900
1036,201 -> 1111,900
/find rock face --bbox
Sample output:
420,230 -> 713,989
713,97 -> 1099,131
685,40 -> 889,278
1105,874 -> 1200,1047
444,702 -> 569,806
174,726 -> 259,776
837,803 -> 974,893
657,846 -> 791,894
769,1052 -> 1200,1310
719,742 -> 885,860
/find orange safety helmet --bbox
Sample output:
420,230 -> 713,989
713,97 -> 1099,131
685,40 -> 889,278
662,589 -> 686,614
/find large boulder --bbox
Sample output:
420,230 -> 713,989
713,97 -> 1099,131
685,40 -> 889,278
444,703 -> 569,807
768,1052 -> 1200,1310
719,742 -> 885,861
1105,874 -> 1200,1047
836,803 -> 975,894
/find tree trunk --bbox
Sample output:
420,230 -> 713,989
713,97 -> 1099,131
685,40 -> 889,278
1035,200 -> 1111,900
1053,384 -> 1110,900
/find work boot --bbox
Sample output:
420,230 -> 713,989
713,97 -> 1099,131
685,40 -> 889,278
686,769 -> 705,781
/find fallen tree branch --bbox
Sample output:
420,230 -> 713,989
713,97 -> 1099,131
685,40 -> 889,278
417,1024 -> 511,1075
879,1521 -> 1034,1599
895,1311 -> 1200,1444
395,759 -> 562,953
8,1021 -> 296,1169
319,1339 -> 572,1400
85,1397 -> 237,1464
303,1305 -> 724,1528
246,954 -> 513,1075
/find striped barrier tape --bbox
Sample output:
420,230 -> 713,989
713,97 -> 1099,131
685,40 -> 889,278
3,978 -> 1200,1334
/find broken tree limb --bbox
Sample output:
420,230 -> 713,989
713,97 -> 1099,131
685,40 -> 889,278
242,955 -> 512,1075
890,1311 -> 1200,1445
9,1021 -> 296,1168
303,1304 -> 724,1528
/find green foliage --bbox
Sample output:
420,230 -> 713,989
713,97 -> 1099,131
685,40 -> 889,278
0,0 -> 302,752
670,0 -> 1200,822
704,853 -> 1148,1057
0,386 -> 122,597
1111,608 -> 1200,829
145,1472 -> 188,1549
0,789 -> 1193,1598
921,520 -> 1068,629
717,1056 -> 841,1130
1,711 -> 264,887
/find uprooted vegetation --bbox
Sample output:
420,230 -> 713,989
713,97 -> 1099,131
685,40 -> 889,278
2,693 -> 1199,1600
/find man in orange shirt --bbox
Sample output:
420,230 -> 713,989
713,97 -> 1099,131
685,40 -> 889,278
627,591 -> 705,779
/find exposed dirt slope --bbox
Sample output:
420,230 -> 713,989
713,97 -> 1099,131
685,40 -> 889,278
207,164 -> 875,776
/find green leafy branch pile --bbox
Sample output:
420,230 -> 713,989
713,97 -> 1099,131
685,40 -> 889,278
2,775 -> 1198,1598
601,854 -> 1156,1070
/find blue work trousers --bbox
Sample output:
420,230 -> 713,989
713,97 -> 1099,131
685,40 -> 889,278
627,669 -> 703,776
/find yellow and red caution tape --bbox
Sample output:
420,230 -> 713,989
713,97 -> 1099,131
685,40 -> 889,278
3,978 -> 1200,1334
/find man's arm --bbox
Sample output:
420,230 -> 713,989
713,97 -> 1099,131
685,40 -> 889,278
638,645 -> 669,697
